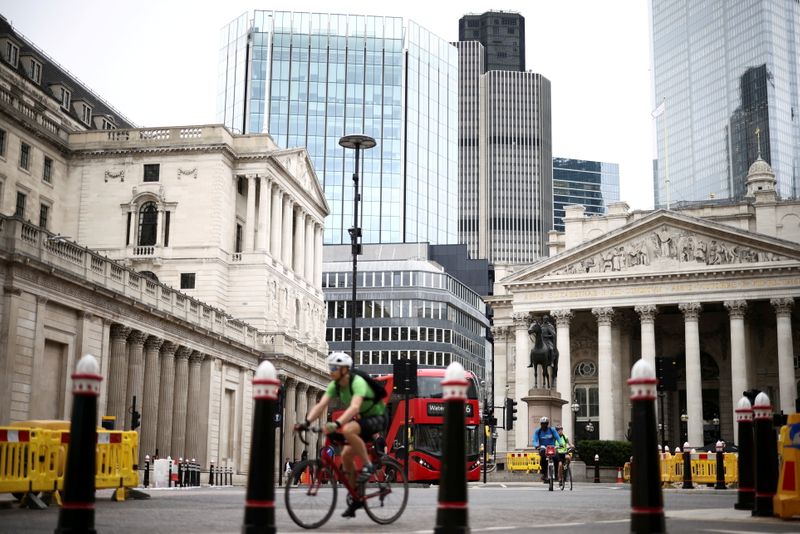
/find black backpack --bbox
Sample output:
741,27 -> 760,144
337,368 -> 387,408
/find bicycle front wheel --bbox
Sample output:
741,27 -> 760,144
567,465 -> 573,491
285,460 -> 337,529
548,461 -> 554,492
363,456 -> 409,525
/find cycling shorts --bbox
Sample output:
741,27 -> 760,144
356,413 -> 388,441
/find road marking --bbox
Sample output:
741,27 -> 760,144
703,530 -> 782,534
596,519 -> 629,524
500,484 -> 507,488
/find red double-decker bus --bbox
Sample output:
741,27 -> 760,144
376,368 -> 482,483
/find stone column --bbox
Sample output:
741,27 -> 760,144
315,390 -> 326,452
140,335 -> 163,460
171,346 -> 191,458
283,379 -> 298,462
107,324 -> 131,429
124,329 -> 147,429
293,208 -> 305,275
282,196 -> 293,267
270,187 -> 282,259
257,176 -> 271,252
185,351 -> 205,462
611,314 -> 624,440
491,326 -> 509,444
512,312 -> 530,450
724,300 -> 747,444
679,302 -> 704,446
294,382 -> 310,457
772,298 -> 795,415
304,216 -> 314,283
551,310 -> 573,440
635,305 -> 658,368
155,207 -> 163,246
593,307 -> 616,440
156,341 -> 177,457
244,175 -> 257,252
314,225 -> 323,288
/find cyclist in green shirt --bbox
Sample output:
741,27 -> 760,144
297,351 -> 387,518
555,424 -> 570,481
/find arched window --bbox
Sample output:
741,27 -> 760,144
138,202 -> 158,246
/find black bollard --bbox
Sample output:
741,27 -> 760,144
168,458 -> 173,488
227,466 -> 232,486
714,441 -> 726,490
178,459 -> 184,487
734,396 -> 754,510
752,392 -> 778,517
682,443 -> 693,489
628,359 -> 665,533
55,354 -> 102,534
594,454 -> 600,483
143,455 -> 150,488
242,359 -> 280,534
209,463 -> 215,486
434,362 -> 470,534
191,459 -> 197,487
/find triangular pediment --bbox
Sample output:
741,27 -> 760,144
503,210 -> 800,286
270,149 -> 330,214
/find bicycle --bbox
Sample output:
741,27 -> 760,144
558,447 -> 576,491
541,445 -> 557,492
285,426 -> 409,529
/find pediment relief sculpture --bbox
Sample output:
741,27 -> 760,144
552,225 -> 787,276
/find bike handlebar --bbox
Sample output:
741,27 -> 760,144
295,425 -> 323,446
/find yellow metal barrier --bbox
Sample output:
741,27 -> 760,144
505,452 -> 542,473
620,452 -> 738,486
0,423 -> 139,503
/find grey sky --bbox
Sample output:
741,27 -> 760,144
2,0 -> 655,209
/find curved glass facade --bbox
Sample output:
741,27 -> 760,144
651,0 -> 800,204
218,11 -> 458,245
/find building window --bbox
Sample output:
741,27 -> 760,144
80,104 -> 92,125
0,128 -> 6,158
19,142 -> 30,170
28,58 -> 42,84
5,41 -> 19,68
137,202 -> 158,246
15,191 -> 26,218
237,176 -> 246,195
101,118 -> 115,130
143,164 -> 160,182
180,273 -> 196,289
43,156 -> 53,183
59,87 -> 71,110
39,203 -> 49,229
235,223 -> 243,253
574,385 -> 599,419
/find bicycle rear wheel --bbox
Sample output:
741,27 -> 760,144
363,456 -> 409,525
285,460 -> 337,529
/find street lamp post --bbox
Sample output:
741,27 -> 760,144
571,401 -> 580,441
338,134 -> 376,366
680,413 -> 689,445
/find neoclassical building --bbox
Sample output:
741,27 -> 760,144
489,158 -> 800,454
0,16 -> 331,472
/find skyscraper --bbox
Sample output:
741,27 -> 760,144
455,41 -> 552,264
553,158 -> 620,231
650,0 -> 800,205
458,11 -> 525,72
217,11 -> 459,246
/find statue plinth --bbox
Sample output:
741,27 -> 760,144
522,389 -> 568,446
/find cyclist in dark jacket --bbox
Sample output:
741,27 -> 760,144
532,417 -> 564,482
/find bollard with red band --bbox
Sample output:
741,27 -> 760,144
714,441 -> 726,490
55,354 -> 102,534
433,362 -> 470,534
752,392 -> 778,517
242,359 -> 280,534
734,396 -> 754,510
628,359 -> 665,534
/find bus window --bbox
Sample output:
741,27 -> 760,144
416,376 -> 479,399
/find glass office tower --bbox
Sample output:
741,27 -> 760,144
218,11 -> 459,245
552,158 -> 620,231
650,0 -> 800,205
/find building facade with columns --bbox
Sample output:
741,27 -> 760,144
488,158 -> 800,455
0,17 -> 332,474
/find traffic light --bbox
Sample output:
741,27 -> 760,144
505,398 -> 518,430
131,409 -> 141,431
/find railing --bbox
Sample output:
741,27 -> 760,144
0,85 -> 66,141
0,217 -> 264,351
132,246 -> 156,256
231,253 -> 242,262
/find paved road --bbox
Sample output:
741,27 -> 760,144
1,483 -> 799,533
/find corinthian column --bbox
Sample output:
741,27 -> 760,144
257,176 -> 271,252
245,175 -> 257,252
270,187 -> 282,259
282,196 -> 293,267
314,224 -> 323,287
551,310 -> 573,439
185,351 -> 205,462
771,298 -> 795,415
156,341 -> 177,457
107,324 -> 131,429
512,312 -> 530,450
140,335 -> 163,460
294,382 -> 310,456
283,379 -> 298,462
593,307 -> 615,440
124,329 -> 147,429
635,304 -> 658,368
724,300 -> 747,443
293,208 -> 304,275
171,346 -> 191,458
679,302 -> 704,446
304,216 -> 314,283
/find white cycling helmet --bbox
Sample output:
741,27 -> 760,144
540,417 -> 549,424
326,351 -> 353,368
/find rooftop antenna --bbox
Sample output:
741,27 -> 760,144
755,127 -> 763,159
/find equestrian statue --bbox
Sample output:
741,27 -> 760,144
527,315 -> 560,389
